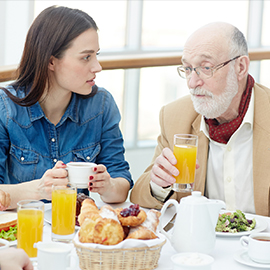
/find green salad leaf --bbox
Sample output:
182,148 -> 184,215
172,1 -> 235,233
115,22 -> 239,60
215,210 -> 256,233
0,225 -> 17,241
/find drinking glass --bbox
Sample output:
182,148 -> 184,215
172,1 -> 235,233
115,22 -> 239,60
173,134 -> 198,192
51,183 -> 77,242
17,200 -> 44,259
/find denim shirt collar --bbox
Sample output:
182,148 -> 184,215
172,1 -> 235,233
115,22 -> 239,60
27,93 -> 79,125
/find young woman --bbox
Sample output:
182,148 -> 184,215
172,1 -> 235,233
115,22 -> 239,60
0,6 -> 133,208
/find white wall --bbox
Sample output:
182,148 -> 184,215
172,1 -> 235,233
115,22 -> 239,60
0,0 -> 34,66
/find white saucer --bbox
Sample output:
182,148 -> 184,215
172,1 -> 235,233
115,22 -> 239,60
234,250 -> 270,268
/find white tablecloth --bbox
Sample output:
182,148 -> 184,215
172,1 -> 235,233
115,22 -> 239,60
5,201 -> 270,270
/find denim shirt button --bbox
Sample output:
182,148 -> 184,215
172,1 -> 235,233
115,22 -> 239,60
20,157 -> 25,161
51,138 -> 56,142
53,158 -> 57,163
86,156 -> 90,160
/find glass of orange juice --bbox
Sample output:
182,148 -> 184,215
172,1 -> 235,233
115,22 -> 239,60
17,200 -> 44,259
51,183 -> 77,242
173,134 -> 198,192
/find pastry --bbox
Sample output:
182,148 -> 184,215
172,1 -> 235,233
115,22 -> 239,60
126,209 -> 161,240
93,218 -> 124,245
78,212 -> 102,243
116,204 -> 147,227
78,198 -> 99,226
126,225 -> 157,240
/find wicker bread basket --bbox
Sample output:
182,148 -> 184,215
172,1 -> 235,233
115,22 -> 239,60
73,237 -> 166,270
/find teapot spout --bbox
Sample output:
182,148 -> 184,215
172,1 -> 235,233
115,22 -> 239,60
209,200 -> 226,228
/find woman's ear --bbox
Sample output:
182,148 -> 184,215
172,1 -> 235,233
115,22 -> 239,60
48,56 -> 56,71
236,55 -> 249,81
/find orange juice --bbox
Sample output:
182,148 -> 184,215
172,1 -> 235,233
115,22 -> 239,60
173,144 -> 197,184
17,209 -> 43,258
51,189 -> 76,235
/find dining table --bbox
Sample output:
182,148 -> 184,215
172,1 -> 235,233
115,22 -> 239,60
2,200 -> 270,270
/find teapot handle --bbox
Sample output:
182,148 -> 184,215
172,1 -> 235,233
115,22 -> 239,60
158,199 -> 179,241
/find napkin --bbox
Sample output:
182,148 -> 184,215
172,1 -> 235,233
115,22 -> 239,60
73,231 -> 166,249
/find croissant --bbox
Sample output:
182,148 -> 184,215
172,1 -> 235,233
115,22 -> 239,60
78,198 -> 99,226
93,218 -> 124,245
78,213 -> 102,243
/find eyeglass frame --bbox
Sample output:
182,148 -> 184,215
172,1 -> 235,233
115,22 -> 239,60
177,55 -> 241,79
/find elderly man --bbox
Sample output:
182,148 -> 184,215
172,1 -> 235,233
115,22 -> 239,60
130,22 -> 270,217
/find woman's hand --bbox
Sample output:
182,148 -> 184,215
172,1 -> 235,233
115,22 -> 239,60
0,189 -> 11,211
88,164 -> 111,195
37,161 -> 68,200
0,247 -> 33,270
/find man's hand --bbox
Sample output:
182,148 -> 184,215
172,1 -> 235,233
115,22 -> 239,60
150,147 -> 179,187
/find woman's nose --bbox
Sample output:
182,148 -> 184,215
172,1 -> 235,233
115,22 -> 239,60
91,58 -> 102,74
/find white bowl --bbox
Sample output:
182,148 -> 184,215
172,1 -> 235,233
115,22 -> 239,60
171,252 -> 214,270
0,239 -> 10,250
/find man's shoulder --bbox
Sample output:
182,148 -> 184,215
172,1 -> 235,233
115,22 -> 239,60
254,82 -> 270,95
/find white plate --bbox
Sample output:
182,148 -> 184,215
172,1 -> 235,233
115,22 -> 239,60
216,213 -> 268,237
0,212 -> 17,246
234,250 -> 270,268
44,209 -> 80,230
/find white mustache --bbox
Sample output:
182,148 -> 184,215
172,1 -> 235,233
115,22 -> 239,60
190,88 -> 213,98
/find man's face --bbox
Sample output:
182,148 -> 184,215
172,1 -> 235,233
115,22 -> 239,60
182,30 -> 239,119
189,63 -> 239,119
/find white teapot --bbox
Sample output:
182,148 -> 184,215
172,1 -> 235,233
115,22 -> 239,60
158,191 -> 226,254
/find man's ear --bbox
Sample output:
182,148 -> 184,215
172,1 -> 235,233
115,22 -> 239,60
48,56 -> 56,71
236,55 -> 249,81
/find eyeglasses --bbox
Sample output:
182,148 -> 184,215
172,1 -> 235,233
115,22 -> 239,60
177,55 -> 241,80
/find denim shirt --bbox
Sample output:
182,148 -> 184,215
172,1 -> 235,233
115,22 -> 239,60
0,86 -> 133,188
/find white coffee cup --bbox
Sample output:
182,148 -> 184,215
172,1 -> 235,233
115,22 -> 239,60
0,239 -> 9,250
66,162 -> 97,188
34,242 -> 79,270
240,232 -> 270,264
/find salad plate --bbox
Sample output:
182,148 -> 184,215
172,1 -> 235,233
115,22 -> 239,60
234,250 -> 270,268
216,211 -> 268,237
44,209 -> 80,230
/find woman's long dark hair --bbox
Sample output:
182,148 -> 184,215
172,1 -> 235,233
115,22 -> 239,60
1,5 -> 98,106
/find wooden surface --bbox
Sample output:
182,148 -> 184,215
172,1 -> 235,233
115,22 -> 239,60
0,48 -> 270,82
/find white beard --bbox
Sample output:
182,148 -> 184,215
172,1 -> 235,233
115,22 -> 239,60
190,64 -> 239,119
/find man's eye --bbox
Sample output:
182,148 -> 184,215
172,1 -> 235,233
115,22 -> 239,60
184,67 -> 192,73
201,66 -> 211,71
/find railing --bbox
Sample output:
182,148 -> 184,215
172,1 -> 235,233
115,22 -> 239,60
1,48 -> 270,83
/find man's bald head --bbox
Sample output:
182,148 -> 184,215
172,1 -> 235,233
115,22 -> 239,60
183,22 -> 248,62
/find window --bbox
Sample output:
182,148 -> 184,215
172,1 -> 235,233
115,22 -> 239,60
13,1 -> 270,149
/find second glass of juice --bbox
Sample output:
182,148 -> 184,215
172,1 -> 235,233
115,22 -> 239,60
173,134 -> 198,192
51,183 -> 77,242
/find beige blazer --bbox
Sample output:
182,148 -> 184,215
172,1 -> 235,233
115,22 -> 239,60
130,83 -> 270,216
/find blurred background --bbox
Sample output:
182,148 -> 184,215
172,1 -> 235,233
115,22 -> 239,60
1,0 -> 270,187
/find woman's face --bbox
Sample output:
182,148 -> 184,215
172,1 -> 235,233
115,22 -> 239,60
49,28 -> 102,96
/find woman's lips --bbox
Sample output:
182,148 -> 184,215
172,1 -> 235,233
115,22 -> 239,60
87,77 -> 95,86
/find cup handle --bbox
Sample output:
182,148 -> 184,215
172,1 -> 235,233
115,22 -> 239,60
66,253 -> 79,270
240,236 -> 249,249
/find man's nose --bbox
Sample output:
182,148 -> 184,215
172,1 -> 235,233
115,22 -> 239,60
187,70 -> 203,89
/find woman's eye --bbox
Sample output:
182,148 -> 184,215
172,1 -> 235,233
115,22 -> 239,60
83,55 -> 91,60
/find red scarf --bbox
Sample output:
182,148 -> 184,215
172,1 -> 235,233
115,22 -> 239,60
204,75 -> 254,144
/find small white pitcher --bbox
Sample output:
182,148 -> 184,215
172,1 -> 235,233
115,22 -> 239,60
34,242 -> 79,270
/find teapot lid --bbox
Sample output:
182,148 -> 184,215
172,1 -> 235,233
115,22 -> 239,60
181,191 -> 208,204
